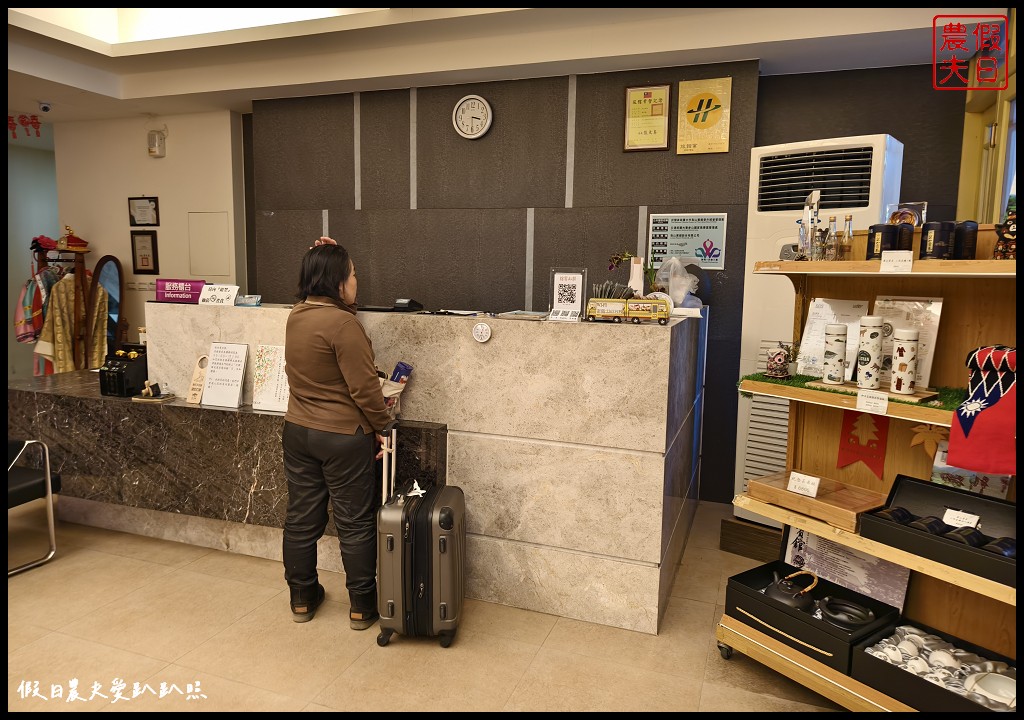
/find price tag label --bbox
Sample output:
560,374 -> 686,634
787,471 -> 821,498
856,389 -> 889,414
879,250 -> 914,274
198,284 -> 240,306
943,508 -> 981,528
186,355 -> 209,404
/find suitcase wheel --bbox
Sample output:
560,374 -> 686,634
439,630 -> 455,649
377,629 -> 393,647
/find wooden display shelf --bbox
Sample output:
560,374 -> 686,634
746,471 -> 886,533
804,380 -> 938,404
732,493 -> 1017,607
753,259 -> 1015,277
738,379 -> 954,426
715,614 -> 915,712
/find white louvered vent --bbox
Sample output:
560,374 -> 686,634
757,146 -> 874,212
740,340 -> 791,493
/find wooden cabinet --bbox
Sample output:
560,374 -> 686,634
716,255 -> 1016,711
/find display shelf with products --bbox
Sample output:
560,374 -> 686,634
738,377 -> 955,426
732,493 -> 1016,606
720,239 -> 1016,712
753,259 -> 1015,277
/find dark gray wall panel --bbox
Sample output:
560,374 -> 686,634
756,65 -> 965,222
417,78 -> 568,209
360,89 -> 411,210
339,209 -> 527,313
573,61 -> 759,208
254,209 -> 328,304
251,95 -> 354,211
531,207 -> 642,311
648,203 -> 748,504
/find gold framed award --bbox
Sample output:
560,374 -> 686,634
624,85 -> 670,151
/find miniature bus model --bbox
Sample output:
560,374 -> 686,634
585,297 -> 671,325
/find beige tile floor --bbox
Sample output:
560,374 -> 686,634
8,499 -> 842,712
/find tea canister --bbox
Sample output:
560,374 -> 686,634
857,315 -> 884,389
953,220 -> 978,260
890,328 -> 919,395
866,224 -> 898,260
919,221 -> 950,260
822,324 -> 848,385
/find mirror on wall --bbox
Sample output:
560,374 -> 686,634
86,255 -> 129,365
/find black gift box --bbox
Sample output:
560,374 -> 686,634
851,622 -> 1016,712
859,475 -> 1016,588
725,560 -> 900,674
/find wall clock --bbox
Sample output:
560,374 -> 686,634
452,95 -> 493,139
472,322 -> 492,343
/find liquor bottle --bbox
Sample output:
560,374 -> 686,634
824,216 -> 839,261
840,214 -> 855,261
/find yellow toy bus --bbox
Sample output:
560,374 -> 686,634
585,297 -> 671,325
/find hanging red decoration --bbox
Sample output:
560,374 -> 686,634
9,114 -> 42,139
836,410 -> 890,480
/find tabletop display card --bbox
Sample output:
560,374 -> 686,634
252,344 -> 289,413
201,342 -> 248,408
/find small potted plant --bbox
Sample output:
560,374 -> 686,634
608,250 -> 662,294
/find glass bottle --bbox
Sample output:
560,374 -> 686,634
824,216 -> 839,261
840,214 -> 854,261
810,225 -> 825,261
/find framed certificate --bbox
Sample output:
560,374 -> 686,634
131,230 -> 159,275
128,196 -> 160,226
624,85 -> 670,151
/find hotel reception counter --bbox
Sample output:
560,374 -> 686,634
8,303 -> 707,635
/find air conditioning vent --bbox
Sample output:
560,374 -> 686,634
757,146 -> 874,212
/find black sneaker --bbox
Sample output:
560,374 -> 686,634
290,583 -> 325,623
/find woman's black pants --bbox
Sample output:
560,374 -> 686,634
282,421 -> 377,613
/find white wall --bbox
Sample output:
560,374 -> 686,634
52,110 -> 246,346
8,143 -> 59,379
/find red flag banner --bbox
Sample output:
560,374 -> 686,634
837,410 -> 890,480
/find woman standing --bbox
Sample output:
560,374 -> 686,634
282,237 -> 389,630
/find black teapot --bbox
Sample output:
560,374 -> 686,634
764,570 -> 818,612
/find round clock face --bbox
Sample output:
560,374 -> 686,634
472,322 -> 492,343
452,95 -> 492,139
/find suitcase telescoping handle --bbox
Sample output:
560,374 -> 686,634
380,419 -> 399,505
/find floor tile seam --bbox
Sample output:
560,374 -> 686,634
14,628 -> 175,686
531,636 -> 712,685
137,659 -> 314,707
698,675 -> 842,712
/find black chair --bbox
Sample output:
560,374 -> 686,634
8,438 -> 61,576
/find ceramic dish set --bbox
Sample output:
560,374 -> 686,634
865,625 -> 1016,711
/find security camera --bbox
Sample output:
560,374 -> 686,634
38,102 -> 52,113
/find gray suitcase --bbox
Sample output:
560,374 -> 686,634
376,422 -> 465,648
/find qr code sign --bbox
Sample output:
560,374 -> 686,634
556,282 -> 577,305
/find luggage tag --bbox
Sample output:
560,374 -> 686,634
407,480 -> 427,498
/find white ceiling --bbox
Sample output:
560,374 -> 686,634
8,7 -> 1008,125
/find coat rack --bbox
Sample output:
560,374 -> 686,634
34,248 -> 92,370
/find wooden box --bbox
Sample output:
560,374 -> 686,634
746,471 -> 887,532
